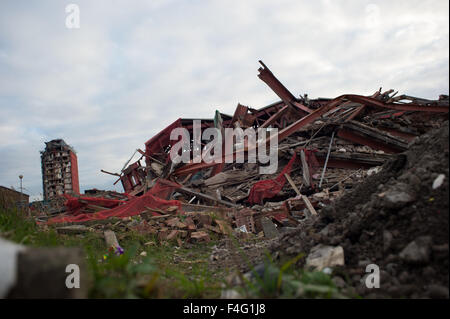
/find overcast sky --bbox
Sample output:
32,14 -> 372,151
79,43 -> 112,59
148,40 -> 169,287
0,0 -> 448,201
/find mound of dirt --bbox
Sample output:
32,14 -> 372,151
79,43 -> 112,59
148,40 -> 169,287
271,121 -> 449,298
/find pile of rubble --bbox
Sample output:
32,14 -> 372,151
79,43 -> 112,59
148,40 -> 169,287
41,61 -> 448,249
271,122 -> 449,298
54,205 -> 234,246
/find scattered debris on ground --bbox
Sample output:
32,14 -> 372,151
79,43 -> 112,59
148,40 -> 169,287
4,61 -> 449,298
271,122 -> 449,298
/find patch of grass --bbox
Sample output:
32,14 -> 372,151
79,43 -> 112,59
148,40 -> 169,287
1,207 -> 347,299
87,240 -> 226,298
0,208 -> 61,246
236,253 -> 346,299
0,207 -> 228,298
87,245 -> 162,298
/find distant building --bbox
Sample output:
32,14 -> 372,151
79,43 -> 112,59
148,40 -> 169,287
0,185 -> 29,210
40,139 -> 80,201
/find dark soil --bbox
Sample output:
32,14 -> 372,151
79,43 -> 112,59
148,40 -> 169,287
271,121 -> 449,298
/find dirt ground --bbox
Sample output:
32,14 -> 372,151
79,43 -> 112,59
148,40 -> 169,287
270,121 -> 449,298
206,235 -> 274,274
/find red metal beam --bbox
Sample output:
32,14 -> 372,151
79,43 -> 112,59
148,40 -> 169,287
376,127 -> 417,142
260,105 -> 289,128
343,94 -> 448,113
172,93 -> 447,177
257,60 -> 297,106
172,100 -> 341,176
316,158 -> 374,170
173,97 -> 351,176
344,90 -> 381,122
173,161 -> 217,177
337,129 -> 403,154
276,97 -> 343,141
292,101 -> 314,114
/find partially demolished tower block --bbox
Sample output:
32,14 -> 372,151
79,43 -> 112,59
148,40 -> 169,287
41,139 -> 80,201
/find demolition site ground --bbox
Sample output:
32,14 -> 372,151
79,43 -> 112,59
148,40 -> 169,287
1,61 -> 448,299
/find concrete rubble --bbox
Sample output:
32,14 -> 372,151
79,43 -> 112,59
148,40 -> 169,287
30,61 -> 447,247
19,61 -> 448,298
305,244 -> 345,271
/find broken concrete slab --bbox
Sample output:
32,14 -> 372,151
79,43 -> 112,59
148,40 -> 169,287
379,183 -> 416,209
399,236 -> 432,264
261,217 -> 278,239
56,225 -> 90,235
305,244 -> 345,271
104,230 -> 120,248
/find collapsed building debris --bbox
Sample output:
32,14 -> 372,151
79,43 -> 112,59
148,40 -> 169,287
271,122 -> 449,298
40,61 -> 448,251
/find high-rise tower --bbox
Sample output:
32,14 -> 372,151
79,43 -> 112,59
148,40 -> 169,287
41,139 -> 80,200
